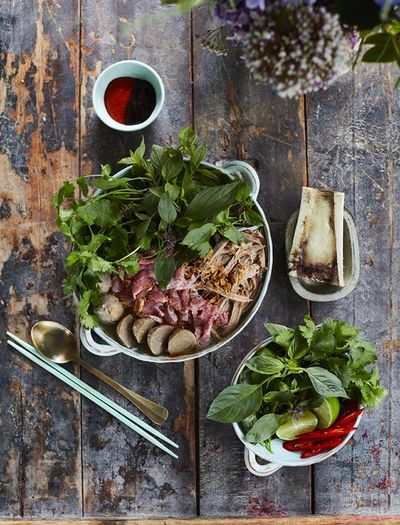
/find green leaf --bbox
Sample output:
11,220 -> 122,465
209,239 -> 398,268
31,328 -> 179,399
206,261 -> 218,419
304,366 -> 348,398
246,355 -> 285,375
245,208 -> 263,226
118,138 -> 146,165
150,144 -> 168,170
158,192 -> 177,224
52,180 -> 75,207
91,177 -> 131,190
311,324 -> 336,355
349,339 -> 377,370
76,199 -> 120,228
235,181 -> 251,202
288,331 -> 309,360
119,257 -> 140,276
362,33 -> 399,63
207,383 -> 263,423
221,226 -> 244,244
161,155 -> 184,181
155,251 -> 176,289
190,144 -> 207,169
181,223 -> 216,248
165,182 -> 181,201
299,315 -> 316,345
265,323 -> 294,350
66,251 -> 81,266
78,290 -> 98,329
178,126 -> 197,149
245,414 -> 283,444
88,256 -> 114,274
262,391 -> 296,404
186,181 -> 240,220
77,176 -> 89,196
360,368 -> 387,407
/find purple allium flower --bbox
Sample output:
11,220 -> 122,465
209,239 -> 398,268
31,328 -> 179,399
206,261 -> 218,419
214,0 -> 255,39
243,3 -> 350,98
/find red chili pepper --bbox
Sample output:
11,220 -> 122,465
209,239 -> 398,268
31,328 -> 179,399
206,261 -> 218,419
296,427 -> 356,439
332,408 -> 364,428
283,440 -> 316,451
300,438 -> 343,458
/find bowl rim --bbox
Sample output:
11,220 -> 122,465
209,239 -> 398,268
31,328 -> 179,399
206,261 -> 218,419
231,335 -> 363,467
81,160 -> 274,363
92,59 -> 165,132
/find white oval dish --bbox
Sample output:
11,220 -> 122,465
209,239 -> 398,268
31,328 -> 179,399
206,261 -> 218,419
285,208 -> 360,302
92,60 -> 165,132
79,160 -> 273,363
232,337 -> 363,476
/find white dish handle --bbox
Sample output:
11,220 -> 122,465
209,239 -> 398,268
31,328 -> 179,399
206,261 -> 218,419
80,327 -> 121,356
217,160 -> 260,200
244,448 -> 282,477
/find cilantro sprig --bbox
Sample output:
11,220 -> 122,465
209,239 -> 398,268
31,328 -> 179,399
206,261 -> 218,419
53,127 -> 262,328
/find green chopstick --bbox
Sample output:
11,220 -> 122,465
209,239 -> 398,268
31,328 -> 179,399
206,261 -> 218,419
7,333 -> 178,458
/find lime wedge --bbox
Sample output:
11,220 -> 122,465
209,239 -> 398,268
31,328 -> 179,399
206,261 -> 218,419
313,397 -> 340,429
276,411 -> 318,441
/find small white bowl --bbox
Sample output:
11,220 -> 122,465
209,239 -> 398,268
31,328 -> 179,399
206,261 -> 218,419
92,60 -> 165,132
232,338 -> 363,476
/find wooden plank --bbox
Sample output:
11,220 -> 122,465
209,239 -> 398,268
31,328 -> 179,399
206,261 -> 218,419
192,7 -> 311,517
306,64 -> 400,513
79,1 -> 196,517
0,0 -> 82,518
1,517 -> 400,525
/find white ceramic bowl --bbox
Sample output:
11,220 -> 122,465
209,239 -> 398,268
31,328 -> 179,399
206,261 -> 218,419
92,60 -> 165,132
232,338 -> 363,476
79,160 -> 273,363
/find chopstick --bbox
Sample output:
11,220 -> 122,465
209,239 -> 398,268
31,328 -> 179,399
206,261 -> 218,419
7,333 -> 178,459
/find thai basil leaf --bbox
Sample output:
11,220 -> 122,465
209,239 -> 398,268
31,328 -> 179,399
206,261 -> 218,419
158,192 -> 177,224
155,251 -> 176,289
246,355 -> 285,375
263,391 -> 296,404
186,181 -> 240,220
245,413 -> 285,443
207,384 -> 263,423
304,367 -> 348,398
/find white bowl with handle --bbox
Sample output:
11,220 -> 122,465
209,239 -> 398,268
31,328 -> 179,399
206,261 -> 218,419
79,160 -> 273,363
231,338 -> 363,476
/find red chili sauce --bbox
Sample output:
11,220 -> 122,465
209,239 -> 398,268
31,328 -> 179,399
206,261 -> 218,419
104,77 -> 156,125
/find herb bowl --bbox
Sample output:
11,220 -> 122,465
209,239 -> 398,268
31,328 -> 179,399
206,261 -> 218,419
79,160 -> 273,363
231,338 -> 363,476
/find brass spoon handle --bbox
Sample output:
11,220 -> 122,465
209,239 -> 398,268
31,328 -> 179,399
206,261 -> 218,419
76,358 -> 168,425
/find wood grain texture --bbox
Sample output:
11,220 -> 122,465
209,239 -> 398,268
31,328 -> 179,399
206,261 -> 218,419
0,0 -> 81,518
79,1 -> 196,517
1,517 -> 400,525
192,6 -> 311,517
306,64 -> 400,514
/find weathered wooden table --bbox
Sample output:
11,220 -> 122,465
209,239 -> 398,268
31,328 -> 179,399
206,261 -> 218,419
1,0 -> 399,520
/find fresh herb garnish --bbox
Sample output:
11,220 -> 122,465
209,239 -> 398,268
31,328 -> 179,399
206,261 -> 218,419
208,316 -> 387,446
53,127 -> 259,328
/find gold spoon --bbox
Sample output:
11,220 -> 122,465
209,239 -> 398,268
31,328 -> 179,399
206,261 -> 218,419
30,321 -> 168,426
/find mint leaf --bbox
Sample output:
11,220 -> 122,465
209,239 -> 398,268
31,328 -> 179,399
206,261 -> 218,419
305,366 -> 348,398
207,383 -> 263,423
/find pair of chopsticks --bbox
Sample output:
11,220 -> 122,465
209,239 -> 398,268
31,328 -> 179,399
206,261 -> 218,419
7,332 -> 178,459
